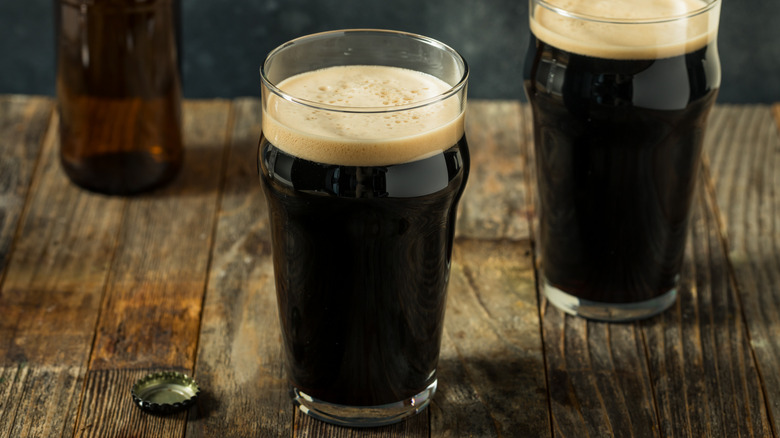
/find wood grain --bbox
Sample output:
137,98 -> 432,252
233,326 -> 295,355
703,105 -> 780,435
0,96 -> 51,279
73,100 -> 231,437
433,238 -> 549,437
458,100 -> 530,241
186,98 -> 292,437
87,100 -> 230,371
2,97 -> 779,437
0,110 -> 125,366
0,364 -> 28,436
432,100 -> 548,436
74,368 -> 190,438
0,365 -> 83,438
541,306 -> 658,437
0,98 -> 127,437
641,180 -> 771,437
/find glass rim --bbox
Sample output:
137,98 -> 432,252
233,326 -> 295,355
259,29 -> 469,115
533,0 -> 720,25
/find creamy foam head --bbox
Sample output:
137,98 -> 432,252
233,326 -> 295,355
262,65 -> 465,166
530,0 -> 720,59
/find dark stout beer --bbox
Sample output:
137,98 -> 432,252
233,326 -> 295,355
524,0 -> 721,312
260,139 -> 467,405
259,65 -> 468,407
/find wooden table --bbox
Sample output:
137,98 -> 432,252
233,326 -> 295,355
1,95 -> 778,437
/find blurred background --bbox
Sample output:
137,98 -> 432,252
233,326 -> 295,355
2,0 -> 778,103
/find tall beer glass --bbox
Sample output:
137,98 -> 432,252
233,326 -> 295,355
524,0 -> 721,321
258,30 -> 469,426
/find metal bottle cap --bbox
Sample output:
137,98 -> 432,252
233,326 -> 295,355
131,371 -> 200,414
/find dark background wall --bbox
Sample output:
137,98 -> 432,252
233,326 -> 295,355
2,0 -> 778,103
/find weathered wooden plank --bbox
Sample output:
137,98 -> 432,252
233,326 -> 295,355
0,114 -> 125,365
73,100 -> 231,437
434,101 -> 547,437
541,305 -> 658,437
0,104 -> 126,437
3,98 -> 771,438
433,238 -> 549,437
520,104 -> 539,243
642,179 -> 771,437
73,368 -> 189,437
0,96 -> 52,279
0,364 -> 29,436
86,100 -> 230,370
185,98 -> 293,437
703,104 -> 780,434
458,100 -> 530,241
0,365 -> 84,438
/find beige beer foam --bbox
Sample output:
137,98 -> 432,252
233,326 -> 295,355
262,65 -> 465,166
531,0 -> 720,59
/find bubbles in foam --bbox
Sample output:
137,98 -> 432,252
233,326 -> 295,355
262,65 -> 464,166
531,0 -> 720,59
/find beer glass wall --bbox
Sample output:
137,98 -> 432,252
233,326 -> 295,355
258,30 -> 469,426
524,0 -> 721,321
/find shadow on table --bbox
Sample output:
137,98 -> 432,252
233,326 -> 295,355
432,353 -> 549,436
143,143 -> 263,199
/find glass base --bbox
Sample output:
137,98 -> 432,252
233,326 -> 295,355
290,380 -> 436,427
543,278 -> 678,322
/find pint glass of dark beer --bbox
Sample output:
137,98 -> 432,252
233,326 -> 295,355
524,0 -> 721,321
258,30 -> 469,426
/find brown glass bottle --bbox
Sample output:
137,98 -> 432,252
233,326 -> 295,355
55,0 -> 183,195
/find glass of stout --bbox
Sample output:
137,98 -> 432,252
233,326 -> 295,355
258,30 -> 469,426
524,0 -> 721,321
